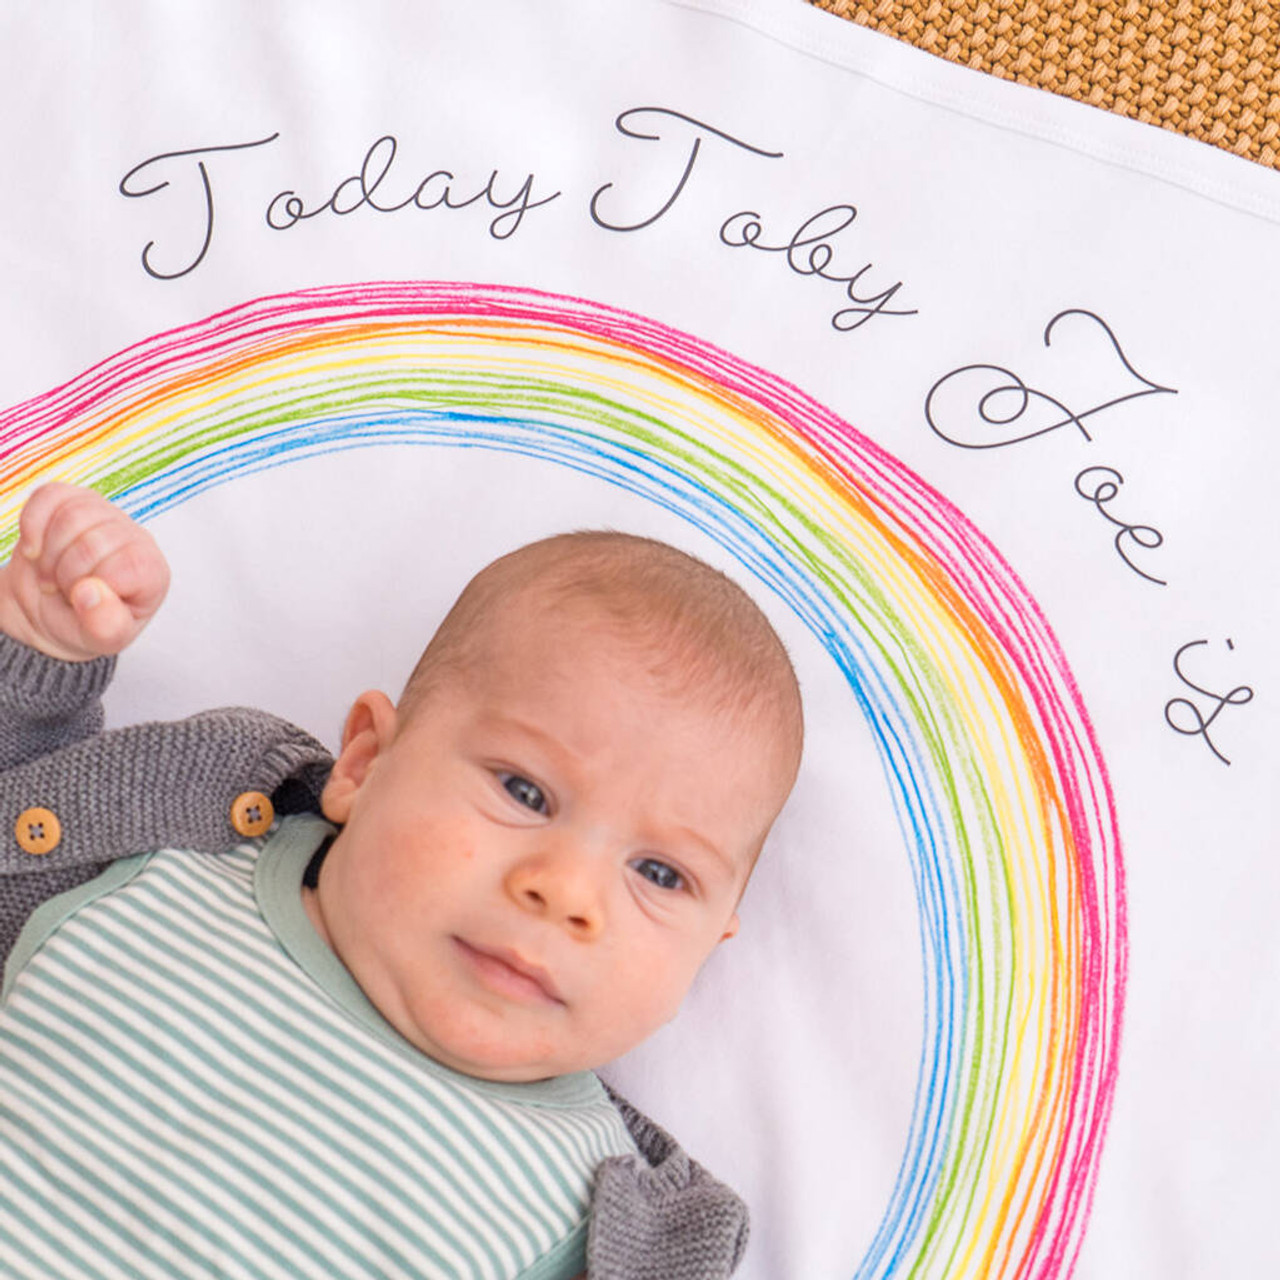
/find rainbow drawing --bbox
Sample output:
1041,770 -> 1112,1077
0,281 -> 1124,1280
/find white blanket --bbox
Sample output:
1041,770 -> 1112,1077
1,3 -> 1277,1277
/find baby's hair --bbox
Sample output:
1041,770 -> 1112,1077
398,531 -> 803,778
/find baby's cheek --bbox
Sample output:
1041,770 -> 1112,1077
379,813 -> 472,880
626,954 -> 697,1033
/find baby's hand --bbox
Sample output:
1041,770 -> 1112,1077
0,482 -> 170,661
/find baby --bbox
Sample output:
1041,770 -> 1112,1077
0,483 -> 802,1280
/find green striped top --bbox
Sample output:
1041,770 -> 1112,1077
0,814 -> 637,1280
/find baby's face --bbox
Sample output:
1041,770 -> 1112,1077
307,605 -> 790,1082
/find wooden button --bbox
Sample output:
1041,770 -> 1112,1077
15,806 -> 61,855
230,791 -> 274,838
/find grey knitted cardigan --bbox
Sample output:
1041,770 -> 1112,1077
0,634 -> 749,1280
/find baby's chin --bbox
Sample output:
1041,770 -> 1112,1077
397,994 -> 599,1083
417,1034 -> 592,1084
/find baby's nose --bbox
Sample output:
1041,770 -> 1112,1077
504,854 -> 604,941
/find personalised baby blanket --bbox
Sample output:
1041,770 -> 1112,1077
0,3 -> 1276,1277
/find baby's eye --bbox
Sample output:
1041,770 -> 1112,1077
631,858 -> 685,892
500,773 -> 548,815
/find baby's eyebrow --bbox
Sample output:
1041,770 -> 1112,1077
477,711 -> 565,758
665,823 -> 733,875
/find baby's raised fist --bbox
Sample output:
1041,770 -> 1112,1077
0,482 -> 170,662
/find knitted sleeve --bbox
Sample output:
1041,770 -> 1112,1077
0,634 -> 121,965
589,1085 -> 750,1279
0,632 -> 116,771
0,633 -> 333,971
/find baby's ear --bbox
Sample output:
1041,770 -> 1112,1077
319,690 -> 398,823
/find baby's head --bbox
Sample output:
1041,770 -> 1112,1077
305,532 -> 802,1082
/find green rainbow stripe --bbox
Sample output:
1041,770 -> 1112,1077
0,281 -> 1125,1279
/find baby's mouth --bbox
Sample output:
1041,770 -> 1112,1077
452,938 -> 566,1006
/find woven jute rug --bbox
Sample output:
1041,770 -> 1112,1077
808,1 -> 1279,168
